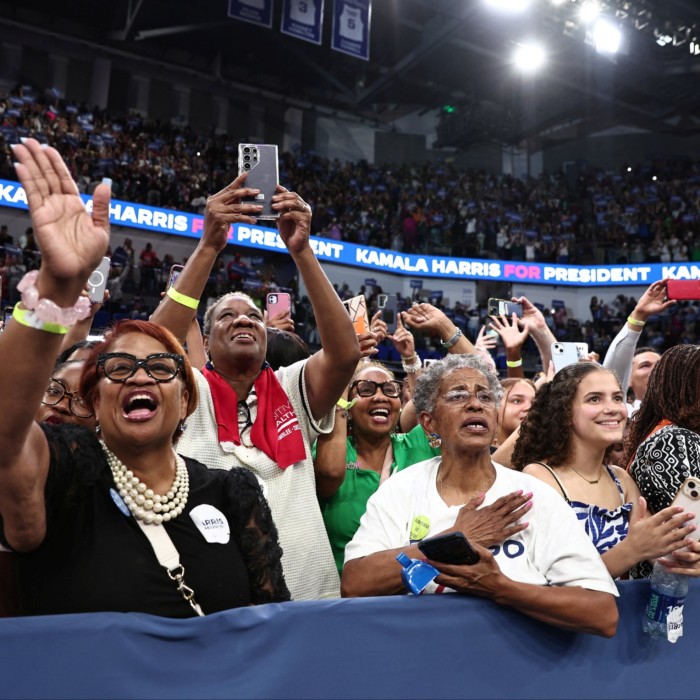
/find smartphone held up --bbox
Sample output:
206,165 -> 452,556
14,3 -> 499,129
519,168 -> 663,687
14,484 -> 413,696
238,143 -> 280,220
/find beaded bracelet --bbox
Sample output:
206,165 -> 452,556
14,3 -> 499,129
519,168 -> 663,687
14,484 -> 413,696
16,271 -> 91,326
506,358 -> 523,368
12,304 -> 68,335
401,354 -> 422,374
627,316 -> 646,327
167,286 -> 199,310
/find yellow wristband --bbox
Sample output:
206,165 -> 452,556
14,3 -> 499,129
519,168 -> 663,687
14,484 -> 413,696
12,305 -> 68,335
336,398 -> 357,410
627,316 -> 646,327
167,286 -> 199,310
506,359 -> 523,368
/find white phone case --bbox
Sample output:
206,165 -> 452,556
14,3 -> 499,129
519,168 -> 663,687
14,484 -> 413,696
551,342 -> 589,373
671,477 -> 700,544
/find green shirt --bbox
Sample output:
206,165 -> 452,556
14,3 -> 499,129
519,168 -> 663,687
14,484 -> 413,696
317,425 -> 439,575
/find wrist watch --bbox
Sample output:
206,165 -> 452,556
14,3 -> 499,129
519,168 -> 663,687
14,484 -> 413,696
440,328 -> 463,350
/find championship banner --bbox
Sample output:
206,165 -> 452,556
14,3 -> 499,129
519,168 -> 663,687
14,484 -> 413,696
227,0 -> 273,28
281,0 -> 324,45
331,0 -> 371,60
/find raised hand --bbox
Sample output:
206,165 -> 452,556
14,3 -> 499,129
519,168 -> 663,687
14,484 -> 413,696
390,314 -> 415,357
369,310 -> 388,344
202,172 -> 263,253
357,330 -> 379,358
272,185 -> 313,256
13,139 -> 109,291
489,313 -> 528,352
632,279 -> 676,320
474,325 -> 497,353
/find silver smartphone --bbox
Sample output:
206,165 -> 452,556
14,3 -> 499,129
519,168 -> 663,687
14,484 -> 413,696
377,293 -> 398,334
238,143 -> 280,220
551,342 -> 589,373
88,256 -> 111,302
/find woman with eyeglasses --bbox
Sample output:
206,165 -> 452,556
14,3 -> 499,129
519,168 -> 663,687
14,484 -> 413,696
342,354 -> 619,637
314,360 -> 439,575
0,139 -> 289,616
36,357 -> 97,430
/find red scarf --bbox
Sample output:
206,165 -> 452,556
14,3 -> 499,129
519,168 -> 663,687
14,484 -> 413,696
202,363 -> 306,469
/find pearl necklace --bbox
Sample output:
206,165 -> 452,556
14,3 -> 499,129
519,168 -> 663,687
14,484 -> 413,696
101,442 -> 189,525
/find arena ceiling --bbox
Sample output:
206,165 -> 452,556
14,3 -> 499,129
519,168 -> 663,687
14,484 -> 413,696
2,0 -> 700,146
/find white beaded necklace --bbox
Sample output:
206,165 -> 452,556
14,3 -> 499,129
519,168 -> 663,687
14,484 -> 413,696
101,441 -> 189,525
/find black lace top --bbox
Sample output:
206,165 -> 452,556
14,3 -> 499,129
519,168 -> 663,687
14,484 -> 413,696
0,424 -> 290,616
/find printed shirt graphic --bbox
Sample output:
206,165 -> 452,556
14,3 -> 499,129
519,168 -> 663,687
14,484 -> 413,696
345,457 -> 618,596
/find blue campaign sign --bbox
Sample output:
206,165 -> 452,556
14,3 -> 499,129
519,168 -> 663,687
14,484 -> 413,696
228,0 -> 273,28
281,0 -> 324,45
364,278 -> 377,286
0,178 -> 697,288
332,0 -> 371,60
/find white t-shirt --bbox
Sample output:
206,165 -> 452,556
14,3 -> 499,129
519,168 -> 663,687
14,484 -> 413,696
345,457 -> 618,595
178,360 -> 339,600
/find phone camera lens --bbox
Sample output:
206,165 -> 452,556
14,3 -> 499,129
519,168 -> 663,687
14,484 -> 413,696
692,490 -> 699,498
243,163 -> 251,170
243,146 -> 251,153
243,155 -> 251,162
690,482 -> 696,489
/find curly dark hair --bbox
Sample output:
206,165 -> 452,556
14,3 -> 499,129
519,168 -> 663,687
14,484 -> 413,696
512,363 -> 619,470
624,344 -> 700,464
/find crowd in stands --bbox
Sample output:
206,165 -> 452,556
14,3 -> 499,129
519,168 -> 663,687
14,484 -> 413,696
1,100 -> 700,641
1,85 -> 699,267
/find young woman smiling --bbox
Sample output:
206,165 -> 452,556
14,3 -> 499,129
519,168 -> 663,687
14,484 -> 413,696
513,362 -> 695,578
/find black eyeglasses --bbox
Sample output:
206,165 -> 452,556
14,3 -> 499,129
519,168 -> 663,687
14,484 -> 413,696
350,379 -> 402,399
42,378 -> 94,418
97,352 -> 184,383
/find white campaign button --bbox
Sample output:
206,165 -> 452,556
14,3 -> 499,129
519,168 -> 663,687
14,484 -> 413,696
189,504 -> 230,544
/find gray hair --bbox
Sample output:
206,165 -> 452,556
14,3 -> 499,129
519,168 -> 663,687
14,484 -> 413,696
202,292 -> 258,335
413,354 -> 504,415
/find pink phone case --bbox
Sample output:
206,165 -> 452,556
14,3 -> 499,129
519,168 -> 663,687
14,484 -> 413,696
266,292 -> 291,319
666,280 -> 700,301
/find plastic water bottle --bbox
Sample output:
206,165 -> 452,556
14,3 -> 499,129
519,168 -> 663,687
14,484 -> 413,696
643,561 -> 688,643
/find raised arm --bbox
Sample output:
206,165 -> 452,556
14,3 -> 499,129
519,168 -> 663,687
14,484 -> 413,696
150,174 -> 263,342
0,139 -> 109,551
273,186 -> 359,420
602,280 -> 674,394
401,303 -> 475,355
514,296 -> 556,372
489,312 -> 528,378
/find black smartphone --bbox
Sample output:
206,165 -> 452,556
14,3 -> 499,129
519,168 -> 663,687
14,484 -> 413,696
2,305 -> 13,330
377,293 -> 398,334
488,297 -> 523,318
417,532 -> 480,565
